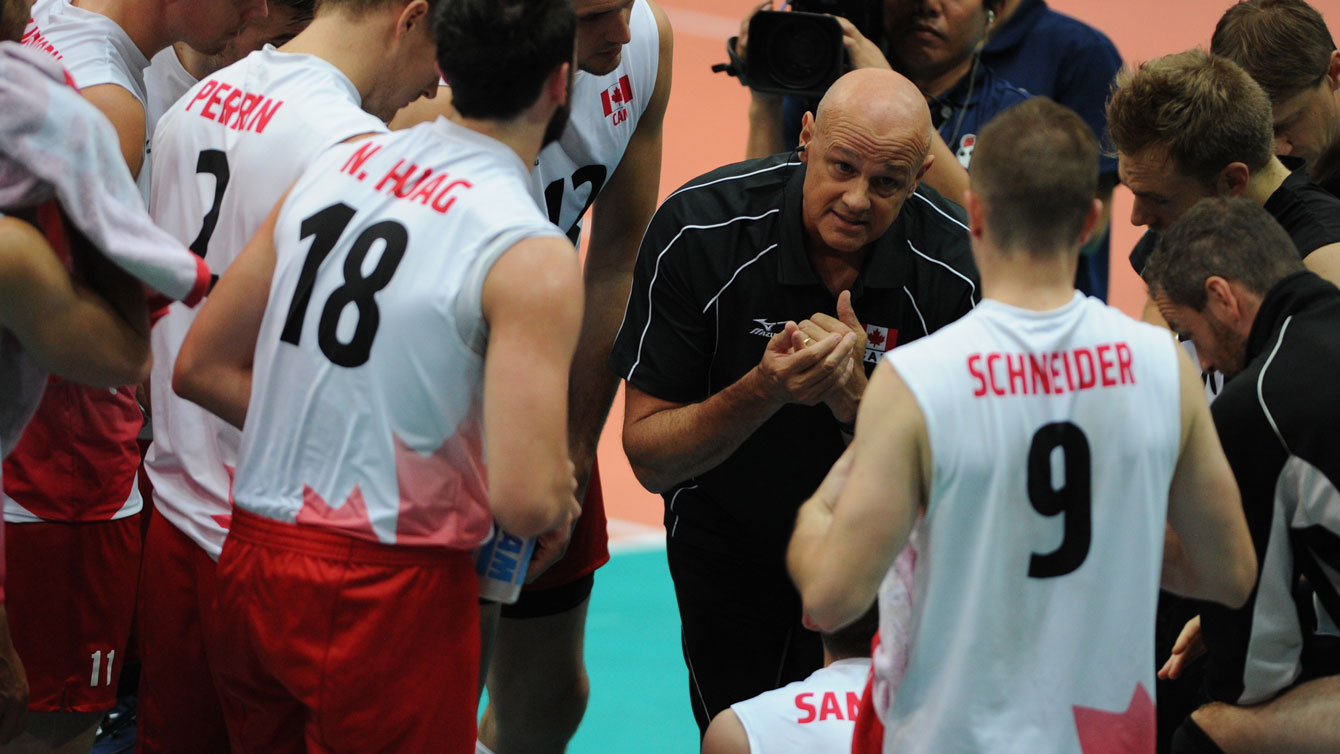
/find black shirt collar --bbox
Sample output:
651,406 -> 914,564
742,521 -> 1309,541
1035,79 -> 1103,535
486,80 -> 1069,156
1246,271 -> 1339,361
776,163 -> 909,295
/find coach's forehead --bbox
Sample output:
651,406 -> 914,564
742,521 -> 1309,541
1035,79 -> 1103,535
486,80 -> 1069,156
815,69 -> 932,161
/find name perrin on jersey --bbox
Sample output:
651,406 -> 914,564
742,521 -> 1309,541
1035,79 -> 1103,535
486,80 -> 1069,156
147,47 -> 387,558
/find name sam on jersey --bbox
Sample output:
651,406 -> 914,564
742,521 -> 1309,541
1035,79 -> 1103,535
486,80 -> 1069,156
967,342 -> 1135,397
795,690 -> 861,724
186,80 -> 282,134
336,141 -> 474,215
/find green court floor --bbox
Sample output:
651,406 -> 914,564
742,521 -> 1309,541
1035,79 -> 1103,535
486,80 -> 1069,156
482,546 -> 701,753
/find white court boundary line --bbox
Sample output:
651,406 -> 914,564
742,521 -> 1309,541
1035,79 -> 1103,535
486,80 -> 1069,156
608,517 -> 666,553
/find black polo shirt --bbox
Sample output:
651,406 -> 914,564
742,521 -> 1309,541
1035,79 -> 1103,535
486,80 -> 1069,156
1130,157 -> 1340,276
1200,272 -> 1340,704
609,153 -> 978,561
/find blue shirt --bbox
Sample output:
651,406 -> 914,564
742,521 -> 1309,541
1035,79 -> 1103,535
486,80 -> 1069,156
927,62 -> 1031,170
981,0 -> 1122,300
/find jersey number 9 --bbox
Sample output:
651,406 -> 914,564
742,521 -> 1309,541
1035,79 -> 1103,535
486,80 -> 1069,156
1026,422 -> 1092,579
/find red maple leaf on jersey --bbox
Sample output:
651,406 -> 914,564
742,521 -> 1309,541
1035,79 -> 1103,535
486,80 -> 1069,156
1072,683 -> 1155,754
867,328 -> 887,348
296,483 -> 378,540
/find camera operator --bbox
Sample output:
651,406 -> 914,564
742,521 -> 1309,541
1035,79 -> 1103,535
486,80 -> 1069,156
735,0 -> 1029,206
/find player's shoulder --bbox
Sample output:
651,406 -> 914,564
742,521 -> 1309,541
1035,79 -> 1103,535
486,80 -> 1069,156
641,0 -> 673,55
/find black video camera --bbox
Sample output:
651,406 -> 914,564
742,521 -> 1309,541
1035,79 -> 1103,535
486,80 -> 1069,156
715,0 -> 883,98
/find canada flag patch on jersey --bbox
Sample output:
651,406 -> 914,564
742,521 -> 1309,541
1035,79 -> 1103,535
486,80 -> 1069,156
601,75 -> 633,127
864,325 -> 897,364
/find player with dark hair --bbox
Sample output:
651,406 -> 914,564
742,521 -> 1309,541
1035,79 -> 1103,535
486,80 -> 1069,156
140,0 -> 439,749
389,2 -> 676,752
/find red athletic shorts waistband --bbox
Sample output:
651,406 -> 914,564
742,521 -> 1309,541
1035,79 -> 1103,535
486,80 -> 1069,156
228,509 -> 469,567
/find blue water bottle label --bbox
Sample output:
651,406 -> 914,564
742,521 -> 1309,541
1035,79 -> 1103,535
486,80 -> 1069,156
474,527 -> 536,604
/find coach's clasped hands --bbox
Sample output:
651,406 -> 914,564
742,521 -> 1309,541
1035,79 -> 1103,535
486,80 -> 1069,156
754,291 -> 868,424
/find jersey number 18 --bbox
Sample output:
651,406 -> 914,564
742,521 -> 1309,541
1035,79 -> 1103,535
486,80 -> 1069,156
278,202 -> 407,368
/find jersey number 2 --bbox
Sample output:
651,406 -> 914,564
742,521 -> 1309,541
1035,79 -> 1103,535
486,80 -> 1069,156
279,202 -> 407,367
190,149 -> 230,257
1026,422 -> 1092,579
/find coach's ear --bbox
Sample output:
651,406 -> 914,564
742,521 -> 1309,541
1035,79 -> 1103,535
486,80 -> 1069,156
798,112 -> 815,163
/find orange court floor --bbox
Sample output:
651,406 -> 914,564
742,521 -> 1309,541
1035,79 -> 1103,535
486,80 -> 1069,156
597,0 -> 1329,542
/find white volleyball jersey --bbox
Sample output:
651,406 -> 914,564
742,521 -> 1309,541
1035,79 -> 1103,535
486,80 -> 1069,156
878,293 -> 1181,754
532,0 -> 659,242
142,47 -> 199,203
731,658 -> 870,754
145,47 -> 196,144
146,47 -> 387,558
22,0 -> 151,199
232,118 -> 566,549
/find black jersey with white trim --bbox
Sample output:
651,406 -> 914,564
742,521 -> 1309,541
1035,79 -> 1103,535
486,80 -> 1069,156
609,153 -> 977,559
1200,271 -> 1340,705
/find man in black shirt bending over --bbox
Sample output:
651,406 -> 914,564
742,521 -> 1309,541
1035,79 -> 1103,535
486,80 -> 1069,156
609,68 -> 977,736
1146,197 -> 1340,754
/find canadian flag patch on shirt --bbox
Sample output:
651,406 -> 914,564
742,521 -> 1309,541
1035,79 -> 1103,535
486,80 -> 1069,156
600,75 -> 633,126
864,324 -> 896,363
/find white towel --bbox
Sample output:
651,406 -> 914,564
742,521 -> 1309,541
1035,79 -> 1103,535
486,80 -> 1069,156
0,41 -> 209,305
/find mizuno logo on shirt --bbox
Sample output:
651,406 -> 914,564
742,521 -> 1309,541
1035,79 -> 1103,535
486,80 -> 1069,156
749,318 -> 785,338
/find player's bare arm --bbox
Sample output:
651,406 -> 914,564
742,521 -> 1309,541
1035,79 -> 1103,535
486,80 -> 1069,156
623,324 -> 856,493
482,235 -> 584,539
1162,346 -> 1257,608
0,216 -> 150,387
788,361 -> 926,632
568,0 -> 672,496
173,191 -> 287,430
1302,241 -> 1340,286
79,83 -> 147,178
700,708 -> 750,754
